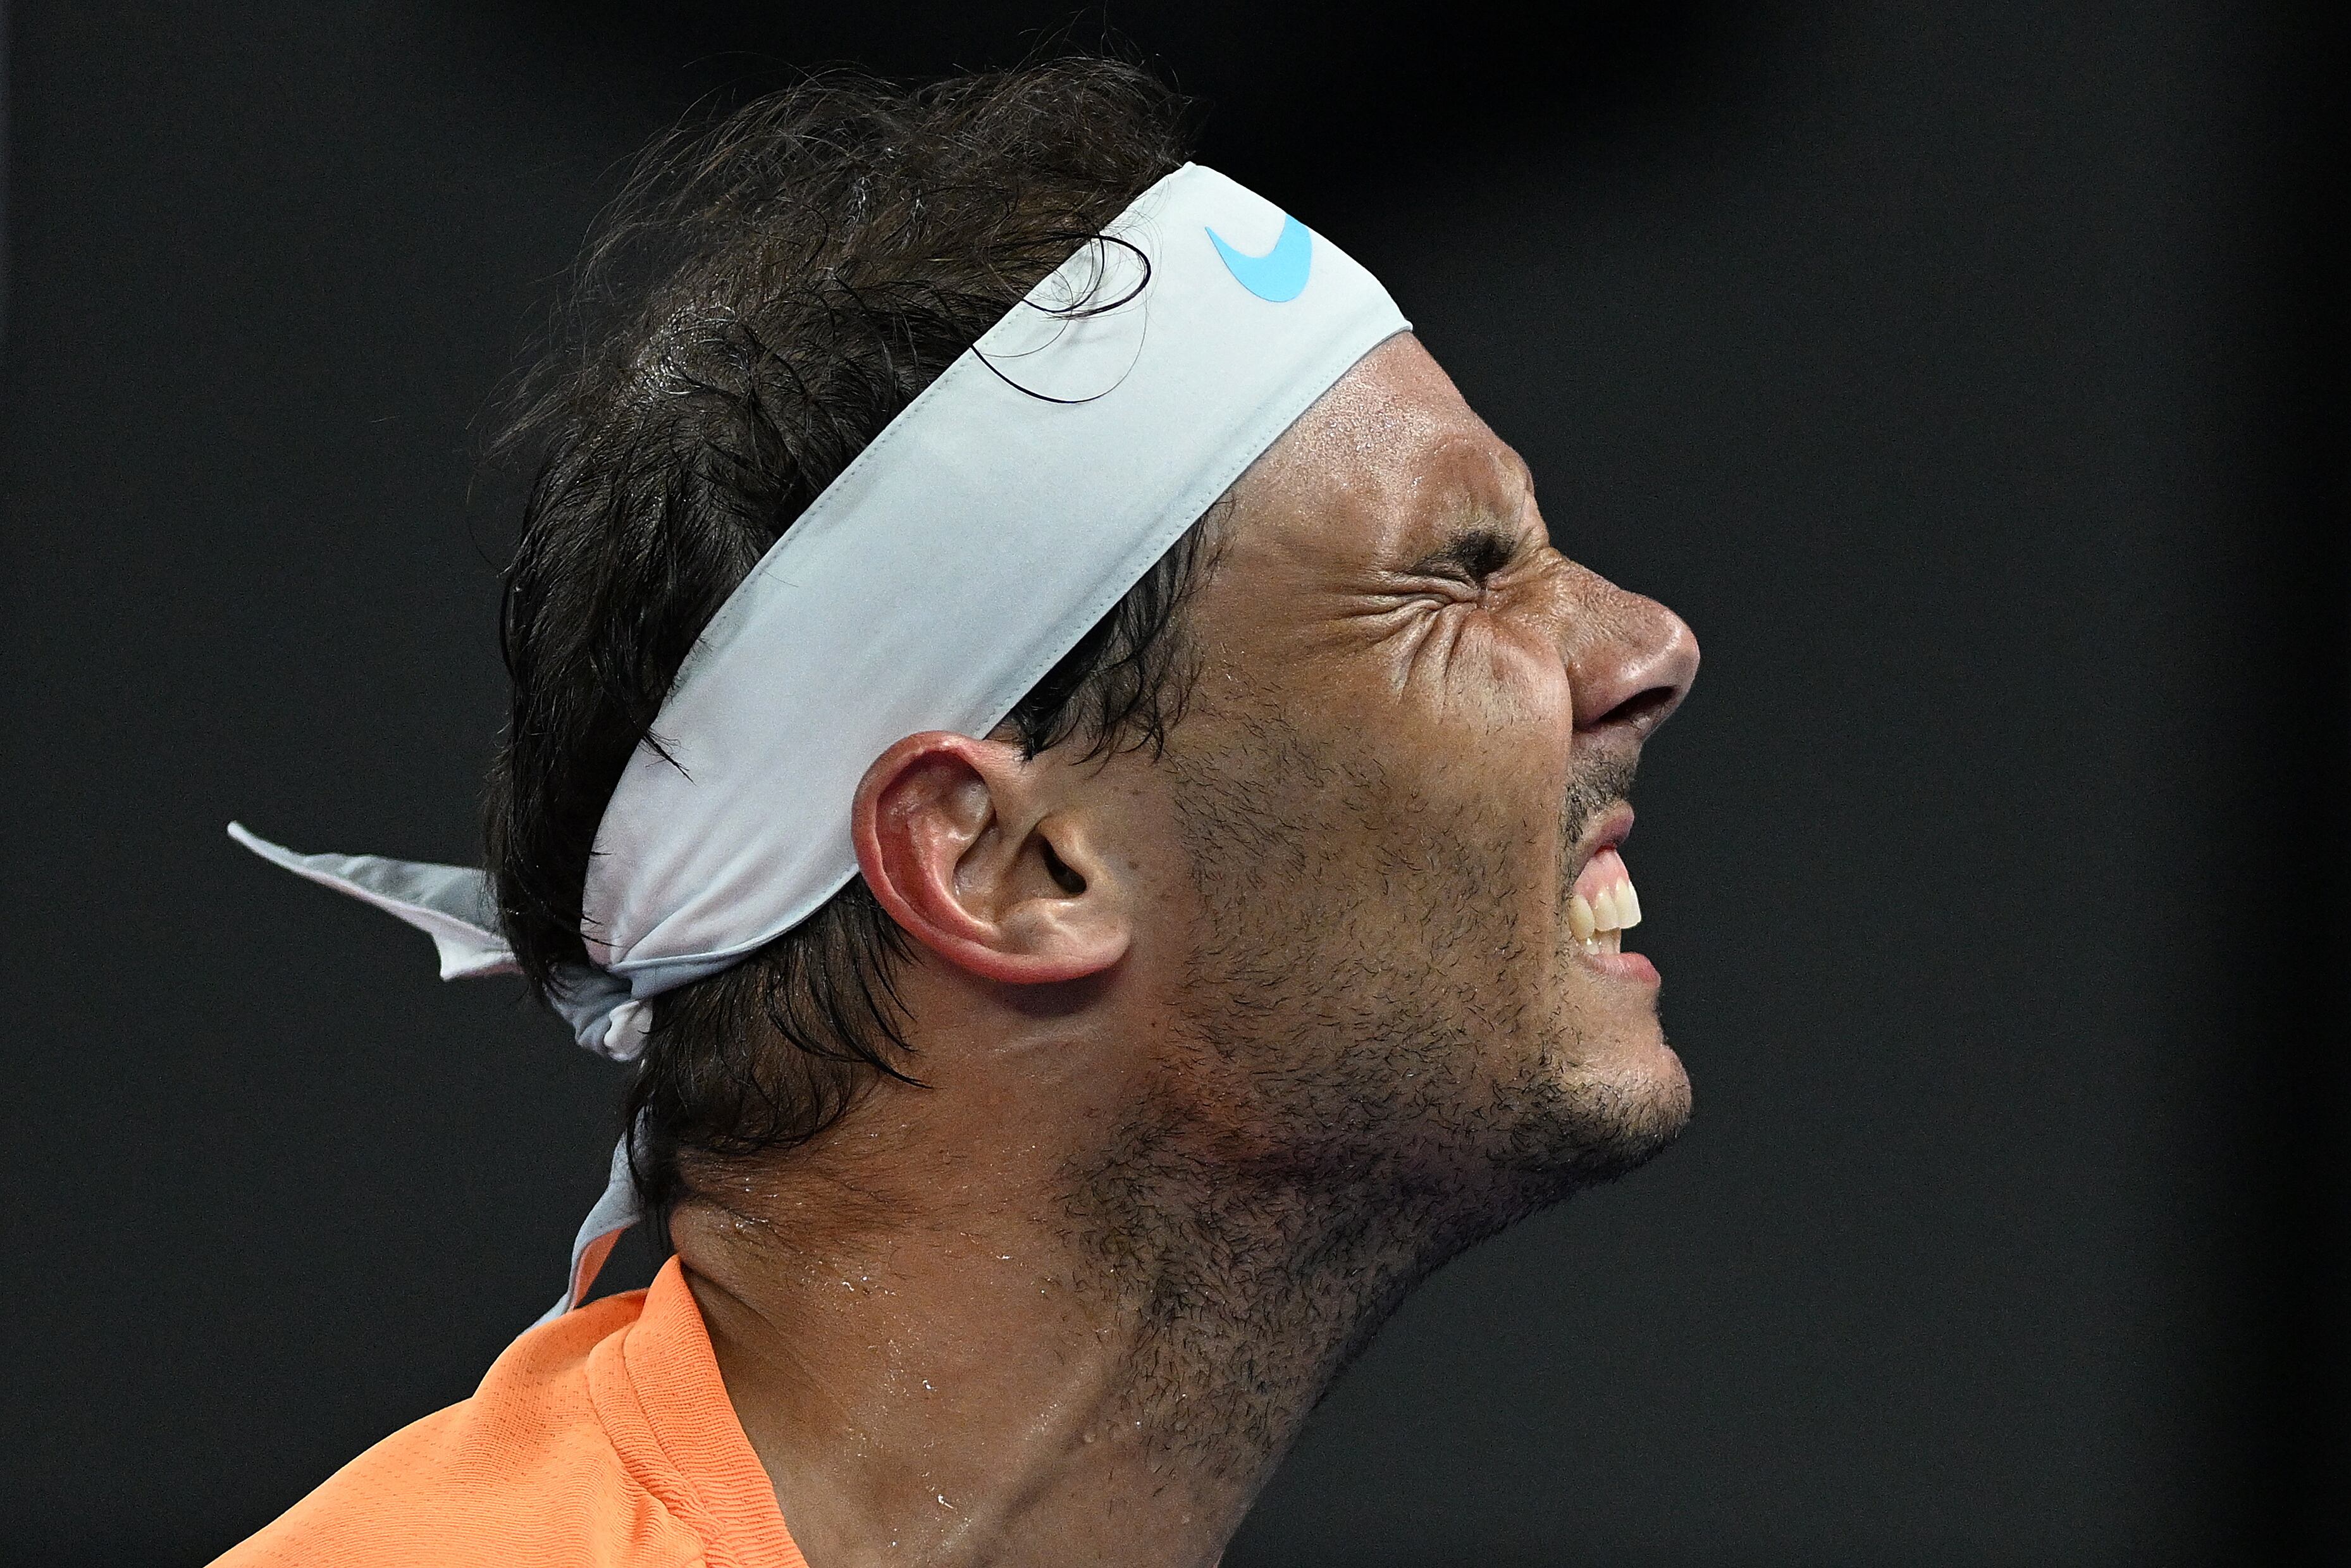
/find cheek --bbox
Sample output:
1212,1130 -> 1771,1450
1466,611 -> 1577,733
1183,612 -> 1579,945
1405,615 -> 1579,846
1387,602 -> 1574,748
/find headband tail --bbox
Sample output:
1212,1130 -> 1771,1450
533,1130 -> 646,1326
229,821 -> 651,1321
226,822 -> 515,978
227,822 -> 646,1059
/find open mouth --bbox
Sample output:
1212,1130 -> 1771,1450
1561,805 -> 1657,984
1568,845 -> 1641,958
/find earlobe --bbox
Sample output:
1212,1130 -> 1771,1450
852,732 -> 1130,985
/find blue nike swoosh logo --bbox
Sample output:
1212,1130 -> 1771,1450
1206,214 -> 1312,303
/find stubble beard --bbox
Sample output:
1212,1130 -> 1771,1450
1053,719 -> 1687,1483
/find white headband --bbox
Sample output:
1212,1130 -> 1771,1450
230,163 -> 1410,1322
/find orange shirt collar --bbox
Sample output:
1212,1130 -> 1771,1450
588,1256 -> 810,1567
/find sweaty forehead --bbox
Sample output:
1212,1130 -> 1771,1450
1221,333 -> 1530,571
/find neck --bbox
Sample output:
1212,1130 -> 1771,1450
676,1078 -> 1521,1568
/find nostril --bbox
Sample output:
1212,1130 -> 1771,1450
1583,683 -> 1680,738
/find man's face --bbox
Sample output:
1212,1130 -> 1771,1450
1136,333 -> 1699,1212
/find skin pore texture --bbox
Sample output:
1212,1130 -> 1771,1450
676,334 -> 1701,1568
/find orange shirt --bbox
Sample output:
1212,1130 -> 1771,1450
214,1257 -> 807,1567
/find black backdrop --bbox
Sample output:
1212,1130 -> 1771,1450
3,2 -> 2343,1563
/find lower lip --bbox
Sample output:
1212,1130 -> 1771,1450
1581,948 -> 1660,985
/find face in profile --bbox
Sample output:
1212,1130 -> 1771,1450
1126,333 -> 1700,1233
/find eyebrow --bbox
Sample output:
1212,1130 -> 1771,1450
1404,524 -> 1521,582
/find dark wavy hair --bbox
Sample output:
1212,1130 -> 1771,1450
482,58 -> 1215,1225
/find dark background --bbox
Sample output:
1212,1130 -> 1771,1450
3,1 -> 2343,1563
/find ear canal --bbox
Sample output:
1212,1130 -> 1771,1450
1041,838 -> 1087,895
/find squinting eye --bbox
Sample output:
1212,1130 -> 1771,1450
1406,528 -> 1521,592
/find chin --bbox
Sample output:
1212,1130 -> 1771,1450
1519,1014 -> 1691,1185
1620,1033 -> 1693,1139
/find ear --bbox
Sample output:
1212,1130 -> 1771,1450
851,731 -> 1132,985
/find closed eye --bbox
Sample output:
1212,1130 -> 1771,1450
1403,526 -> 1521,590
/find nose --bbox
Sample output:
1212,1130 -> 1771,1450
1562,569 -> 1700,744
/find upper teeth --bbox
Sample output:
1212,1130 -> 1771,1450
1569,876 -> 1641,942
